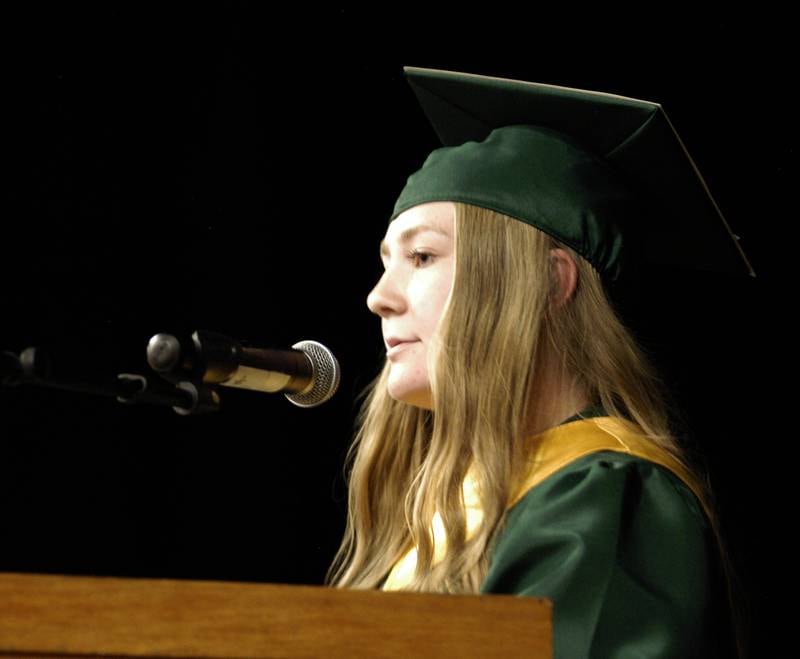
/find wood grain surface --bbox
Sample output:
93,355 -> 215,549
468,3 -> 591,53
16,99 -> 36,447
0,572 -> 551,658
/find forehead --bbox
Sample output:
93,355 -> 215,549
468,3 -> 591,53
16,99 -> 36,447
380,202 -> 455,253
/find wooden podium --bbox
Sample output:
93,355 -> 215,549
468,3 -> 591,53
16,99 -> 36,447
0,572 -> 551,658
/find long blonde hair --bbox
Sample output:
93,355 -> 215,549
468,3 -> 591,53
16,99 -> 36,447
326,202 -> 745,652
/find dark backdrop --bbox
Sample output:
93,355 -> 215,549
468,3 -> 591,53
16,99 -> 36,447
0,6 -> 792,656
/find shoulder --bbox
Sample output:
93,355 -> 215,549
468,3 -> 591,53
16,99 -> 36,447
513,450 -> 707,527
510,415 -> 706,511
492,451 -> 710,575
481,452 -> 721,657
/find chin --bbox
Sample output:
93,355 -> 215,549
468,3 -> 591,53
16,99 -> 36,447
387,384 -> 433,410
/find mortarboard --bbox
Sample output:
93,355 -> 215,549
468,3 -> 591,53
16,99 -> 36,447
389,66 -> 756,285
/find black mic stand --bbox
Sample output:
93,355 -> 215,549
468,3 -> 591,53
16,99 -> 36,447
1,346 -> 220,415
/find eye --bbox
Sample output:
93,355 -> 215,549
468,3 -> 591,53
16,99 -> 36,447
406,248 -> 434,267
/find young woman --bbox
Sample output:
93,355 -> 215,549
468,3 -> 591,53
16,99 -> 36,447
326,67 -> 747,658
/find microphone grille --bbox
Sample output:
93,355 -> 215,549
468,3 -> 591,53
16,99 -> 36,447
284,340 -> 341,408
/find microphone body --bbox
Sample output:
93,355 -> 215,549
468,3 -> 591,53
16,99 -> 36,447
147,331 -> 340,407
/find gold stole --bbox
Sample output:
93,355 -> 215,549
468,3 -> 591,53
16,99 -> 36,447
381,416 -> 699,591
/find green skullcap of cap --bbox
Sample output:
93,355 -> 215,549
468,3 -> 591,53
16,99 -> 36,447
389,66 -> 756,283
391,123 -> 634,282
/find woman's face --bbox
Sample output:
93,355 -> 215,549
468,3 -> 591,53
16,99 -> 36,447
367,201 -> 456,410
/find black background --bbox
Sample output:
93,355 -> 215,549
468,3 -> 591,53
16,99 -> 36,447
0,6 -> 793,656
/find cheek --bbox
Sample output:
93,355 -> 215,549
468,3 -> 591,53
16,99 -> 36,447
404,266 -> 455,340
424,279 -> 453,332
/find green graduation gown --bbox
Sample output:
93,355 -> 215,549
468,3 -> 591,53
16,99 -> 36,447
382,406 -> 735,657
479,407 -> 735,657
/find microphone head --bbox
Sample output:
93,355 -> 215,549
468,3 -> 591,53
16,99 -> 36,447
285,340 -> 340,408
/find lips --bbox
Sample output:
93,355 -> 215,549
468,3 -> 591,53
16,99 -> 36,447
386,338 -> 418,358
385,337 -> 417,349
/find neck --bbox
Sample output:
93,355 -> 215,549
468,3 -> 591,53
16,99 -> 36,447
523,351 -> 591,438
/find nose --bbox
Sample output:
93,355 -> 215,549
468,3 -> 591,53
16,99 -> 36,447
366,270 -> 406,317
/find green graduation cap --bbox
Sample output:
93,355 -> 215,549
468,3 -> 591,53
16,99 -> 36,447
390,66 -> 756,284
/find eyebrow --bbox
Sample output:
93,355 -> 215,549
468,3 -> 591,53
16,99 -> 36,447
379,224 -> 449,258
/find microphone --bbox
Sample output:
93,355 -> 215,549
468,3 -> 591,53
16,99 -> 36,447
146,330 -> 340,408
